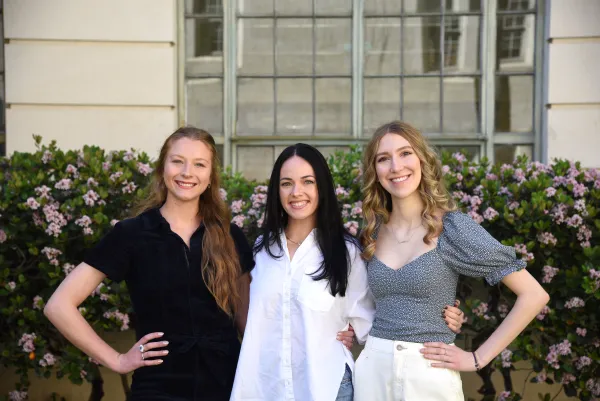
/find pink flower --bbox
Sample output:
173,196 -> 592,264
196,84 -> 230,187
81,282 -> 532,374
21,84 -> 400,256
102,161 -> 111,171
231,200 -> 244,214
351,206 -> 362,217
219,188 -> 228,201
452,152 -> 466,163
250,193 -> 267,208
572,182 -> 587,197
123,151 -> 135,162
83,227 -> 94,236
63,263 -> 76,275
254,185 -> 268,193
80,369 -> 88,379
122,181 -> 137,194
576,356 -> 592,370
497,304 -> 509,318
561,373 -> 576,384
344,221 -> 359,236
75,215 -> 92,228
500,164 -> 513,173
483,207 -> 499,221
42,150 -> 53,164
538,232 -> 557,246
83,190 -> 100,206
485,173 -> 498,180
467,210 -> 483,224
110,171 -> 123,182
541,265 -> 559,283
137,162 -> 153,176
508,201 -> 519,211
0,229 -> 6,243
455,173 -> 463,181
232,215 -> 245,228
40,352 -> 56,367
18,333 -> 37,353
103,311 -> 130,331
565,297 -> 585,309
35,185 -> 52,199
87,178 -> 99,187
536,371 -> 547,382
545,187 -> 556,197
498,391 -> 512,401
335,185 -> 350,198
536,305 -> 550,320
566,214 -> 583,228
472,302 -> 488,317
442,165 -> 450,175
7,281 -> 16,291
257,213 -> 265,228
514,243 -> 534,261
500,349 -> 512,368
110,219 -> 119,226
513,168 -> 526,183
8,391 -> 28,401
33,295 -> 44,310
26,197 -> 41,210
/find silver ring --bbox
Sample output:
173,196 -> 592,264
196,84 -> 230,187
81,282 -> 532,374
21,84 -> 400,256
141,352 -> 145,360
139,344 -> 145,353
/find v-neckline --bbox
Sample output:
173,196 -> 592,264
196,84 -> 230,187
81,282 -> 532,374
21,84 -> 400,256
373,246 -> 439,272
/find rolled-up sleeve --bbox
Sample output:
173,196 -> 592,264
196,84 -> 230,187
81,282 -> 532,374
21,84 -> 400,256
344,243 -> 375,345
438,212 -> 526,286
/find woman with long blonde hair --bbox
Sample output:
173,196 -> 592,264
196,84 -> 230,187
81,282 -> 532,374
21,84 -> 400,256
354,121 -> 549,400
45,127 -> 254,400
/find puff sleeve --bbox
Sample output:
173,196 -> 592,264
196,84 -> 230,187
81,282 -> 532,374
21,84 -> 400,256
438,211 -> 526,285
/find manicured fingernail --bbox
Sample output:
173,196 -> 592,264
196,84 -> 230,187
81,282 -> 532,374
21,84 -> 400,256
158,359 -> 163,363
163,341 -> 169,345
445,321 -> 449,326
163,351 -> 169,354
159,332 -> 164,336
444,306 -> 448,310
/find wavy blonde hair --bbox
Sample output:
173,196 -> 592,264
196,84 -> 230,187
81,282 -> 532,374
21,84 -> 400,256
134,127 -> 241,317
360,121 -> 456,261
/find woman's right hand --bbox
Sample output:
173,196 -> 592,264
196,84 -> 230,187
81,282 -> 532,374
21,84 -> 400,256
113,332 -> 169,374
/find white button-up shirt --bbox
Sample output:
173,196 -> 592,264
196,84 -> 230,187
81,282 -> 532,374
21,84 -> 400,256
231,231 -> 374,401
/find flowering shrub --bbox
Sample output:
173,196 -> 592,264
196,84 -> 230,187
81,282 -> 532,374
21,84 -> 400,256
1,140 -> 598,400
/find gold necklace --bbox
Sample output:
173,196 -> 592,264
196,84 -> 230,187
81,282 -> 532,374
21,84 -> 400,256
286,236 -> 302,246
385,221 -> 423,245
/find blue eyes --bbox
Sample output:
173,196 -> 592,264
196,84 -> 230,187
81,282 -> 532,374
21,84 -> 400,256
281,180 -> 315,187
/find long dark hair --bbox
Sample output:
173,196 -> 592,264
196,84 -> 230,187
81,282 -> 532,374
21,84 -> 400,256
134,126 -> 241,317
254,143 -> 357,296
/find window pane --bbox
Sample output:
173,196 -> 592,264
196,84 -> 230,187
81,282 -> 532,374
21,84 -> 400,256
364,0 -> 402,16
403,78 -> 441,132
186,79 -> 223,134
494,144 -> 533,164
315,0 -> 351,15
238,19 -> 274,75
364,18 -> 401,76
315,19 -> 351,76
276,78 -> 312,134
238,0 -> 271,15
216,145 -> 224,167
496,14 -> 535,72
498,0 -> 535,12
403,16 -> 442,74
237,146 -> 274,181
276,0 -> 312,15
445,16 -> 481,74
495,75 -> 533,132
237,78 -> 274,135
315,79 -> 351,134
276,19 -> 312,75
185,17 -> 224,76
363,78 -> 401,136
443,76 -> 480,132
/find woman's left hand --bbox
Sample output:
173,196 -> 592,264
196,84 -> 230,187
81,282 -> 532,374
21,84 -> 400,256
337,324 -> 355,350
420,342 -> 478,372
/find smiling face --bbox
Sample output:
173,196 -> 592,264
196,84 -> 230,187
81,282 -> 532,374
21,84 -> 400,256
375,133 -> 422,201
162,137 -> 213,203
279,156 -> 319,224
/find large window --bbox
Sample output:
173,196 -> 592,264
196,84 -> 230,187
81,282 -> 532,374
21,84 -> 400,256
183,0 -> 543,180
0,0 -> 6,156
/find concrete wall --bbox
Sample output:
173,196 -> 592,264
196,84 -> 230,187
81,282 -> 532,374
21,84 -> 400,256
3,0 -> 178,156
547,0 -> 600,167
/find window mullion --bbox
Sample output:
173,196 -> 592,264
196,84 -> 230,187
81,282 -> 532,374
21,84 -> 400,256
352,0 -> 364,139
223,0 -> 236,167
482,0 -> 498,163
533,0 -> 547,162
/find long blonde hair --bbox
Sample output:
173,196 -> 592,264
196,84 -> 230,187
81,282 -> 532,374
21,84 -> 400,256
135,127 -> 241,317
360,121 -> 456,261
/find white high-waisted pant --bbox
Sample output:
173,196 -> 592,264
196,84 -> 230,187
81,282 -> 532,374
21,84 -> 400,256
354,335 -> 465,401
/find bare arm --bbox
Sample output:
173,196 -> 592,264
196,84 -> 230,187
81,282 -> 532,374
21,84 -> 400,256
421,269 -> 549,371
44,263 -> 166,374
234,273 -> 251,336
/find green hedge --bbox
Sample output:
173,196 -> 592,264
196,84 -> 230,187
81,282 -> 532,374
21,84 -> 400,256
0,138 -> 598,401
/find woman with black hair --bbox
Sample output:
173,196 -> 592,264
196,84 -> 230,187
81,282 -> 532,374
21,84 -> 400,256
230,144 -> 462,401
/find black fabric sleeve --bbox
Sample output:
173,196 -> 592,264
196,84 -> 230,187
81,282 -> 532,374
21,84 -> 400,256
83,221 -> 133,283
230,223 -> 255,274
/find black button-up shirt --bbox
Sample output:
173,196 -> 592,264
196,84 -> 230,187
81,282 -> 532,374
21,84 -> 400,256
85,208 -> 254,401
